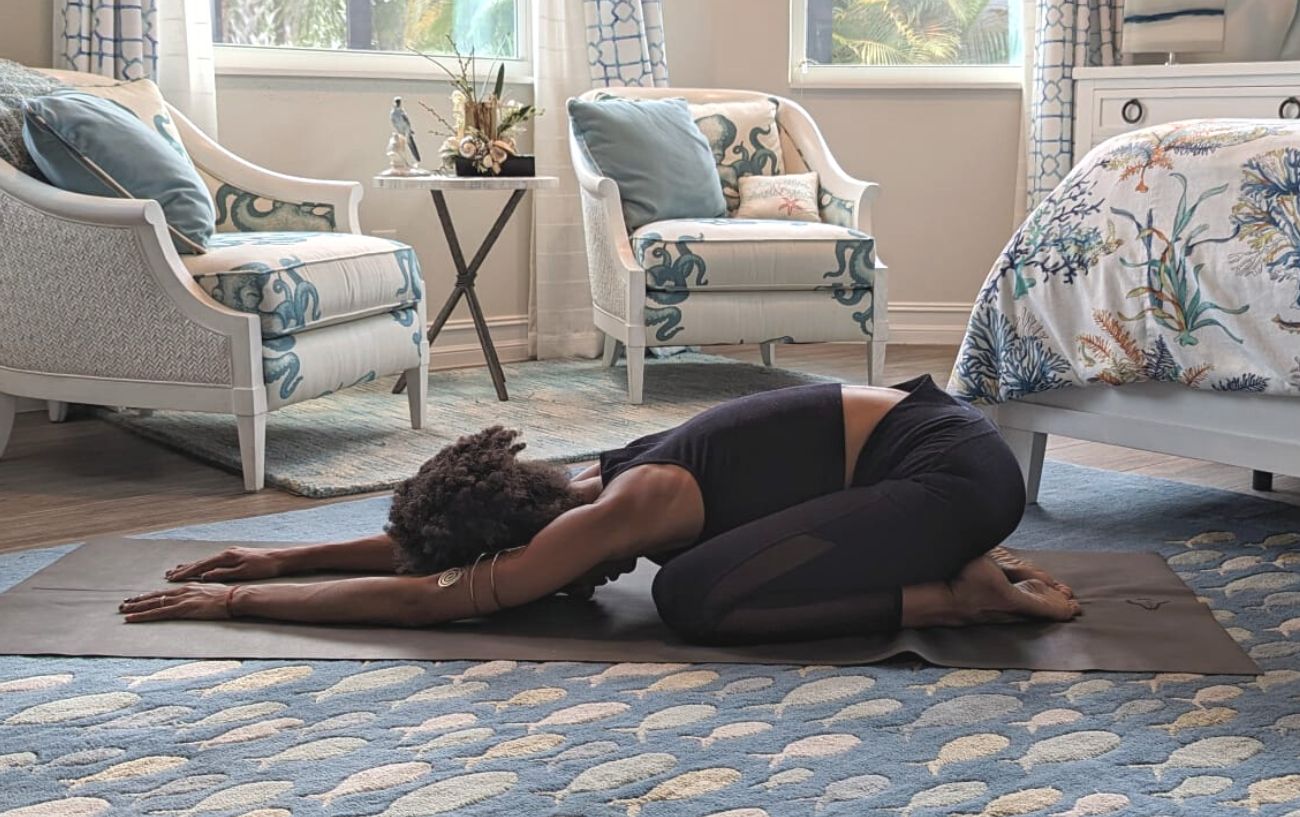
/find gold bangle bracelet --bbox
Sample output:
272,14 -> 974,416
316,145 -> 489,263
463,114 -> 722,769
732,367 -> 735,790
468,552 -> 487,615
489,551 -> 504,611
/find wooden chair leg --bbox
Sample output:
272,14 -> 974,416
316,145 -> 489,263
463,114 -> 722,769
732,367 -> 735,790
236,412 -> 267,492
405,365 -> 428,430
602,335 -> 623,368
47,401 -> 69,423
1001,427 -> 1047,505
626,344 -> 646,404
760,341 -> 777,367
866,340 -> 887,385
0,394 -> 15,459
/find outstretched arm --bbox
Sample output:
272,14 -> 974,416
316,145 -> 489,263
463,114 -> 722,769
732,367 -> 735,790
165,534 -> 398,583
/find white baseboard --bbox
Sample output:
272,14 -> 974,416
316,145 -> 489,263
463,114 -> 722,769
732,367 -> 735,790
426,313 -> 532,371
886,301 -> 971,345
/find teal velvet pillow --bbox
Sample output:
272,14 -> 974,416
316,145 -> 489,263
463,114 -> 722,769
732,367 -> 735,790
22,91 -> 214,254
568,97 -> 726,231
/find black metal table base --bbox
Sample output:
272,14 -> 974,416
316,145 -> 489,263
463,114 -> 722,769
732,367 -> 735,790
393,188 -> 527,401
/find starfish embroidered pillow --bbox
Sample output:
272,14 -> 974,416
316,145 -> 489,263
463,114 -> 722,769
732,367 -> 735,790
735,171 -> 821,222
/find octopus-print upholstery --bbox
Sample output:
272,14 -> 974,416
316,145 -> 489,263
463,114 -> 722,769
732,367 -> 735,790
569,87 -> 887,403
0,66 -> 428,491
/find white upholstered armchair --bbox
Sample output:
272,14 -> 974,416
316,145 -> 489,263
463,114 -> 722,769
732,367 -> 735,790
0,69 -> 428,490
568,87 -> 886,403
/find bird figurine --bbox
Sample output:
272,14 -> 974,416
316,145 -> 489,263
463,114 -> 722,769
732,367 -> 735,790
389,96 -> 421,162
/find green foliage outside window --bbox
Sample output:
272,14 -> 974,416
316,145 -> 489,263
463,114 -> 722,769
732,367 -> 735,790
826,0 -> 1018,66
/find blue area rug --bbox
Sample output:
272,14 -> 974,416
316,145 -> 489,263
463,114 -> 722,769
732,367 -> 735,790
2,462 -> 1300,816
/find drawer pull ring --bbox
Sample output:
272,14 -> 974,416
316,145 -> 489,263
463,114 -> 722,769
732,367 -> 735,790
1121,98 -> 1144,125
1280,97 -> 1300,119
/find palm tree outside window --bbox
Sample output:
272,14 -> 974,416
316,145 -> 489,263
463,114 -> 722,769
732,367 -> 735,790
805,0 -> 1022,67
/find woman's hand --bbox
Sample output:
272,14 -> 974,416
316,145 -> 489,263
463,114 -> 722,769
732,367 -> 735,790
119,585 -> 234,623
166,547 -> 284,583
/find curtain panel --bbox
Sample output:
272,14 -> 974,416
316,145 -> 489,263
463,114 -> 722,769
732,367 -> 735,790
58,0 -> 159,80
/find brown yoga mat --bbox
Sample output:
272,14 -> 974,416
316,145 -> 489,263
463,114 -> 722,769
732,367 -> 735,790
0,537 -> 1258,673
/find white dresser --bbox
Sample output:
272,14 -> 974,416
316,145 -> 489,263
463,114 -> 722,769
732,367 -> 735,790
1073,61 -> 1300,156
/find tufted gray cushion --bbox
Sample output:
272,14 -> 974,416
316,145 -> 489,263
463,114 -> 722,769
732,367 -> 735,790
0,59 -> 67,177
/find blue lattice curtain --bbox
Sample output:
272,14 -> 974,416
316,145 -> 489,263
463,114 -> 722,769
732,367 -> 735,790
59,0 -> 159,81
583,0 -> 670,87
1027,0 -> 1122,208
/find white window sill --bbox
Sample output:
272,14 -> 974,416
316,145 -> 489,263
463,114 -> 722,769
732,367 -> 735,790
790,64 -> 1023,91
214,45 -> 533,85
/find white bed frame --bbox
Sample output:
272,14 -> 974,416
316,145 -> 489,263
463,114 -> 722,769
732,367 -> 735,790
987,383 -> 1300,504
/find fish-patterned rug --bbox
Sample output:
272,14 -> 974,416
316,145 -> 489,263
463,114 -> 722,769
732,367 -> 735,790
98,353 -> 841,498
2,461 -> 1300,816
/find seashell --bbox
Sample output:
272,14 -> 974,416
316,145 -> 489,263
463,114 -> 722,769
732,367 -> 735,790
178,781 -> 293,815
958,787 -> 1061,817
572,663 -> 691,686
811,773 -> 890,810
547,753 -> 677,801
308,761 -> 429,806
1217,555 -> 1262,574
1272,713 -> 1300,735
547,740 -> 619,766
685,720 -> 771,748
910,669 -> 999,696
1227,626 -> 1253,643
483,687 -> 566,712
1153,775 -> 1233,801
442,661 -> 516,683
0,752 -> 36,770
1250,641 -> 1300,659
49,748 -> 125,767
524,701 -> 629,732
1173,531 -> 1235,547
613,704 -> 716,742
625,670 -> 719,698
1213,609 -> 1236,624
251,736 -> 367,768
1253,532 -> 1300,549
408,727 -> 495,755
816,698 -> 902,727
1180,685 -> 1242,708
97,705 -> 192,730
1134,673 -> 1202,692
458,733 -> 565,768
197,666 -> 312,697
905,694 -> 1021,733
122,661 -> 240,688
0,674 -> 73,695
924,733 -> 1010,775
302,711 -> 377,734
377,771 -> 516,816
7,692 -> 139,725
1222,572 -> 1299,597
313,665 -> 424,702
1015,671 -> 1081,692
393,712 -> 479,740
1151,706 -> 1237,735
796,665 -> 835,676
1050,793 -> 1129,816
611,767 -> 741,817
750,733 -> 859,769
1167,550 -> 1223,569
901,782 -> 987,817
752,767 -> 813,791
715,677 -> 774,698
1252,591 -> 1300,611
1224,774 -> 1300,811
1058,679 -> 1113,702
750,676 -> 873,716
391,681 -> 488,709
1133,735 -> 1263,779
1011,708 -> 1082,734
1014,731 -> 1120,770
0,797 -> 109,817
1274,551 -> 1300,568
198,718 -> 303,749
1268,617 -> 1300,637
128,773 -> 227,801
183,702 -> 286,729
63,756 -> 186,788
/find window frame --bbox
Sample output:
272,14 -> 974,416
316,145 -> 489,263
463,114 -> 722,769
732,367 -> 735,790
213,0 -> 533,84
789,0 -> 1023,90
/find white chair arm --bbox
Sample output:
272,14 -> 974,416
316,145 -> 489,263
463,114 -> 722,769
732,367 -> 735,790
170,105 -> 362,234
569,131 -> 645,324
0,162 -> 261,397
778,98 -> 878,233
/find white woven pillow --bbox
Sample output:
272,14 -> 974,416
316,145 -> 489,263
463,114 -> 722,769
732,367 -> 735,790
734,171 -> 820,222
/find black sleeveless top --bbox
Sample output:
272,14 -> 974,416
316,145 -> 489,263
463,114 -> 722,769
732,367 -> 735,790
599,382 -> 847,545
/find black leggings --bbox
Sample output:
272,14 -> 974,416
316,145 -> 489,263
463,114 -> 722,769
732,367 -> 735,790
650,411 -> 1026,645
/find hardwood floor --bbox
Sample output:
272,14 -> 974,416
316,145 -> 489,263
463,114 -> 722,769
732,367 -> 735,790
1,343 -> 1295,554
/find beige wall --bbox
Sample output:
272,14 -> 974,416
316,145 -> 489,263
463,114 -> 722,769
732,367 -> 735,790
2,0 -> 53,67
665,0 -> 1022,341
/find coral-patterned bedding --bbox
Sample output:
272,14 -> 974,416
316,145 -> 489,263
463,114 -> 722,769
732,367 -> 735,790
949,119 -> 1300,404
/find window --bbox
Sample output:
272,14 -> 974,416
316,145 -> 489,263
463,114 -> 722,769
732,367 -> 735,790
211,0 -> 528,80
792,0 -> 1023,88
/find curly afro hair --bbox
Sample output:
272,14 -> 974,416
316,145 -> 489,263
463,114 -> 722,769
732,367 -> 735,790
385,426 -> 583,574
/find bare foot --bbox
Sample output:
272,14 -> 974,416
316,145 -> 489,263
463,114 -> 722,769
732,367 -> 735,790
988,546 -> 1074,599
948,556 -> 1080,625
